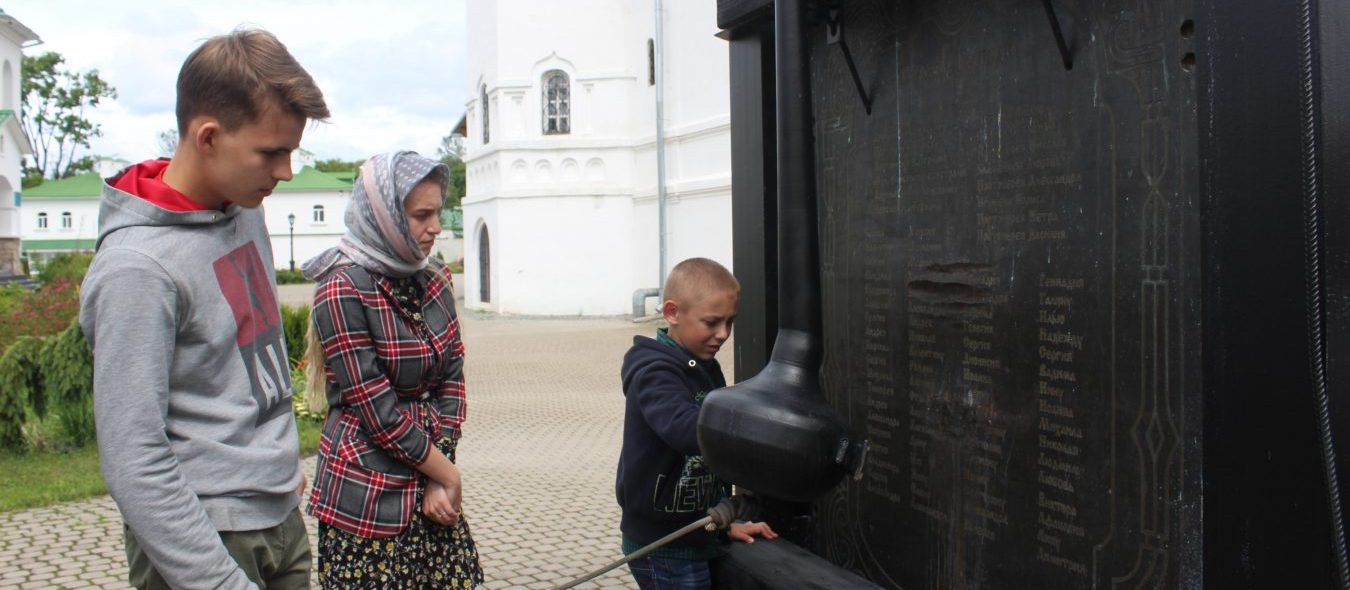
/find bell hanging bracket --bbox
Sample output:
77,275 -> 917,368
1042,0 -> 1073,70
826,9 -> 873,115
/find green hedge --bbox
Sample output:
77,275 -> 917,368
0,307 -> 320,452
37,253 -> 93,287
275,269 -> 310,285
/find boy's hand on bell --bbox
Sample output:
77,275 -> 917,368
728,521 -> 778,544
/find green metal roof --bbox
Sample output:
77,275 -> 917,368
21,166 -> 352,200
273,167 -> 353,192
23,173 -> 103,198
22,238 -> 97,252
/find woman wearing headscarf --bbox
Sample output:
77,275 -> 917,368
302,151 -> 483,588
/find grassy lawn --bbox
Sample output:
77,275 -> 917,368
0,418 -> 324,513
0,445 -> 105,512
297,418 -> 322,455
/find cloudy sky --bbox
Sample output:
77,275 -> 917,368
4,0 -> 467,164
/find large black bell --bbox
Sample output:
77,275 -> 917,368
697,330 -> 858,502
695,0 -> 864,503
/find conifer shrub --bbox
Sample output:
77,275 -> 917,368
0,336 -> 47,449
42,319 -> 95,447
281,304 -> 310,366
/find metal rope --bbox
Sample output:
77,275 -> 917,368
1297,0 -> 1350,584
551,515 -> 716,589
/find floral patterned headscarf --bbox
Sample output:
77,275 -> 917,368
301,150 -> 447,281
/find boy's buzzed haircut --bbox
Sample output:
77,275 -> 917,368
176,27 -> 330,135
663,257 -> 739,307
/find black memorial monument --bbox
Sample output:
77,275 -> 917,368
705,0 -> 1350,587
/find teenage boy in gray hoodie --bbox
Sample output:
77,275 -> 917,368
79,28 -> 329,590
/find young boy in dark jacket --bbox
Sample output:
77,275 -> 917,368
616,257 -> 776,588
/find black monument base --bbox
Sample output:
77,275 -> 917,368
712,539 -> 883,589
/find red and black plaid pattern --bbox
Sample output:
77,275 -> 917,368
307,263 -> 467,538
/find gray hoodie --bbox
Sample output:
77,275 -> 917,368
80,168 -> 300,590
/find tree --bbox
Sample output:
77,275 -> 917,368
157,129 -> 178,157
437,133 -> 467,209
315,158 -> 363,174
444,159 -> 465,210
21,52 -> 118,180
437,133 -> 466,164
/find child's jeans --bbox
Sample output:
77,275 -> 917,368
627,555 -> 711,590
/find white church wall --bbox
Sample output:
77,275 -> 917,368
628,0 -> 733,299
491,0 -> 635,141
502,195 -> 633,315
657,1 -> 730,127
465,0 -> 733,316
629,186 -> 734,301
465,193 -> 634,316
466,0 -> 498,153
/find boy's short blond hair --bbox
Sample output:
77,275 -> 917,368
176,27 -> 330,135
663,257 -> 739,307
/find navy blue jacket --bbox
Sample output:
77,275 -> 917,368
616,332 -> 730,551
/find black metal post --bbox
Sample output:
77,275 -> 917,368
775,0 -> 820,361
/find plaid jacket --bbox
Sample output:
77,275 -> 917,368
306,262 -> 467,538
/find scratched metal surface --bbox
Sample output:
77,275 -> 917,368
807,1 -> 1198,586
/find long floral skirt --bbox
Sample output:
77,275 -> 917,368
317,510 -> 484,589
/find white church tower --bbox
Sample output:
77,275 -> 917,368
463,0 -> 732,315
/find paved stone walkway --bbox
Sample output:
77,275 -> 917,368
0,291 -> 728,589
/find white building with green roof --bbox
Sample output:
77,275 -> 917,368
0,8 -> 40,276
18,171 -> 100,260
20,166 -> 355,272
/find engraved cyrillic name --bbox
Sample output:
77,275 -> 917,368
1034,274 -> 1087,576
858,211 -> 901,505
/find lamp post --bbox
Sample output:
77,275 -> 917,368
287,212 -> 296,272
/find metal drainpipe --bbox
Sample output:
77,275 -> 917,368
655,0 -> 669,300
634,0 -> 669,318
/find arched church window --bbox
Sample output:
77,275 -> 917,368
37,212 -> 47,229
2,60 -> 13,110
542,70 -> 570,135
481,85 -> 490,144
61,211 -> 72,229
312,204 -> 325,223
